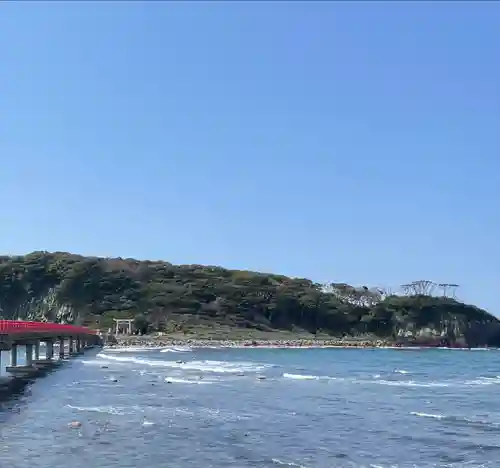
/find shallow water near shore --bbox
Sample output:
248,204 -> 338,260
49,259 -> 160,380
1,347 -> 500,467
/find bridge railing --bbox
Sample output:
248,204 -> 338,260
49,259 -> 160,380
0,320 -> 96,335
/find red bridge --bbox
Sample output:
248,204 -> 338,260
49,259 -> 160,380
0,320 -> 96,337
0,320 -> 100,382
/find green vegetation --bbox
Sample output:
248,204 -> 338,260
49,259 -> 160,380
0,251 -> 497,345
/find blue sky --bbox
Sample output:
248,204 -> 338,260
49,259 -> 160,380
1,2 -> 498,313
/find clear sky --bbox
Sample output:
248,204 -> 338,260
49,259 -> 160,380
1,2 -> 498,313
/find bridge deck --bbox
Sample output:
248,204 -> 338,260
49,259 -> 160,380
0,320 -> 97,344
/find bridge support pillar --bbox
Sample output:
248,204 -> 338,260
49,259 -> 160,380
46,340 -> 54,360
25,344 -> 33,366
34,341 -> 40,361
59,338 -> 65,360
68,337 -> 74,356
6,343 -> 39,378
0,335 -> 12,352
33,339 -> 59,370
11,344 -> 18,367
69,337 -> 82,356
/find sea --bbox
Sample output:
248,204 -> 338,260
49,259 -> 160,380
1,346 -> 500,468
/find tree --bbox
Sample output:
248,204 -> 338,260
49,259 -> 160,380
133,314 -> 149,335
0,252 -> 494,345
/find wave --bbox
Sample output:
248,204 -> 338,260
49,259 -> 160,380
164,376 -> 212,385
96,353 -> 269,373
107,346 -> 176,353
160,346 -> 192,353
410,411 -> 445,419
282,372 -> 500,389
81,359 -> 110,366
410,411 -> 500,430
104,346 -> 166,353
66,404 -> 127,415
283,373 -> 334,381
465,376 -> 500,386
375,379 -> 450,387
102,346 -> 192,353
372,375 -> 500,388
272,459 -> 308,468
393,346 -> 493,351
437,347 -> 492,351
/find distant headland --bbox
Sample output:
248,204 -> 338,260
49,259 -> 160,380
0,251 -> 498,348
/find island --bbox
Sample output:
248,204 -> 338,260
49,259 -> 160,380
0,251 -> 498,348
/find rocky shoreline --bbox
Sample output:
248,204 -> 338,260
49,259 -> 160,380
108,335 -> 392,349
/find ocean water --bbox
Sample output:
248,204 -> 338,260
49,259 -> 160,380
1,346 -> 500,467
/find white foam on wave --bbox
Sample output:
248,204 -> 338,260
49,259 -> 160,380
280,372 -> 500,389
66,404 -> 127,415
437,347 -> 492,351
375,379 -> 450,388
272,458 -> 308,468
164,376 -> 212,385
409,412 -> 500,429
160,346 -> 192,353
104,346 -> 164,353
161,405 -> 254,422
81,359 -> 110,366
372,375 -> 500,388
283,373 -> 333,381
464,376 -> 500,386
410,411 -> 445,420
96,352 -> 269,373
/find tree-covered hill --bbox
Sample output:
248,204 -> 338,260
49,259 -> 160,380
0,251 -> 496,344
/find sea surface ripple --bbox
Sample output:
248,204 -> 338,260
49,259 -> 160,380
1,346 -> 500,467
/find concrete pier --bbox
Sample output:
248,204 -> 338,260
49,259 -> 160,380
6,343 -> 39,378
33,358 -> 59,370
5,365 -> 40,378
33,339 -> 60,369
